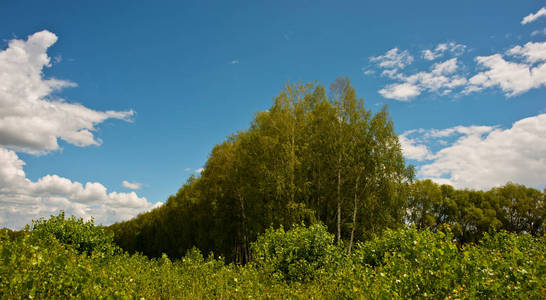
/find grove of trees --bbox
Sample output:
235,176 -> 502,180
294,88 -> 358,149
109,79 -> 545,263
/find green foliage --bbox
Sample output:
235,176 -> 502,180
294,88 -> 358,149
408,180 -> 545,243
351,227 -> 463,298
251,223 -> 342,282
31,211 -> 118,256
1,216 -> 544,299
346,227 -> 545,298
110,78 -> 412,262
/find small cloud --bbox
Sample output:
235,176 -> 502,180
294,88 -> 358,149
521,7 -> 546,25
381,69 -> 401,79
122,180 -> 142,190
531,28 -> 546,37
230,60 -> 239,64
184,167 -> 191,171
283,31 -> 294,40
370,48 -> 414,69
421,42 -> 466,61
363,69 -> 375,75
53,54 -> 62,64
379,82 -> 421,101
195,168 -> 204,173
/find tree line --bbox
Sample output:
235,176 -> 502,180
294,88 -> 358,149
109,78 -> 545,263
408,180 -> 544,243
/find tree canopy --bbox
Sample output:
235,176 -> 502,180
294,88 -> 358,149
110,79 -> 413,262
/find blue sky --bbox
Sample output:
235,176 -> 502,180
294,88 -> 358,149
1,1 -> 545,228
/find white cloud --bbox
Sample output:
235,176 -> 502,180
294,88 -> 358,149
402,114 -> 546,190
531,28 -> 546,36
195,168 -> 204,173
381,69 -> 401,79
521,7 -> 546,25
465,48 -> 546,96
53,54 -> 62,64
378,58 -> 467,100
506,41 -> 546,64
379,83 -> 421,101
184,167 -> 191,171
122,180 -> 142,190
425,125 -> 494,139
0,31 -> 158,229
399,133 -> 432,161
422,42 -> 466,61
0,30 -> 133,154
375,40 -> 546,100
0,147 -> 161,229
370,48 -> 414,69
431,58 -> 459,74
231,60 -> 239,64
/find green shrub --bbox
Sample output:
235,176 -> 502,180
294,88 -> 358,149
31,211 -> 118,256
459,231 -> 546,298
250,223 -> 341,282
350,227 -> 461,298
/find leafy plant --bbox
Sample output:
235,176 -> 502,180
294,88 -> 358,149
250,223 -> 342,282
31,211 -> 118,256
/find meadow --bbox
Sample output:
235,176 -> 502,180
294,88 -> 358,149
1,213 -> 544,299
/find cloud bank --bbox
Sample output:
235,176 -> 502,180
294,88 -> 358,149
0,31 -> 159,229
400,114 -> 546,190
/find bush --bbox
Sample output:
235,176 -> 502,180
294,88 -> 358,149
31,211 -> 118,256
459,231 -> 546,298
250,223 -> 341,282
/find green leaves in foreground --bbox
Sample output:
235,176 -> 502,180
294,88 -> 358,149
31,211 -> 119,256
250,224 -> 344,282
1,215 -> 544,298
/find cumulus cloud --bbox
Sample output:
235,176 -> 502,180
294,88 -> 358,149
401,114 -> 546,190
465,42 -> 546,96
122,180 -> 143,190
373,40 -> 546,100
370,48 -> 414,69
0,30 -> 134,154
521,7 -> 546,25
0,31 -> 158,229
379,83 -> 421,101
398,133 -> 432,161
0,147 -> 161,229
506,41 -> 546,64
378,58 -> 467,100
421,42 -> 466,61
